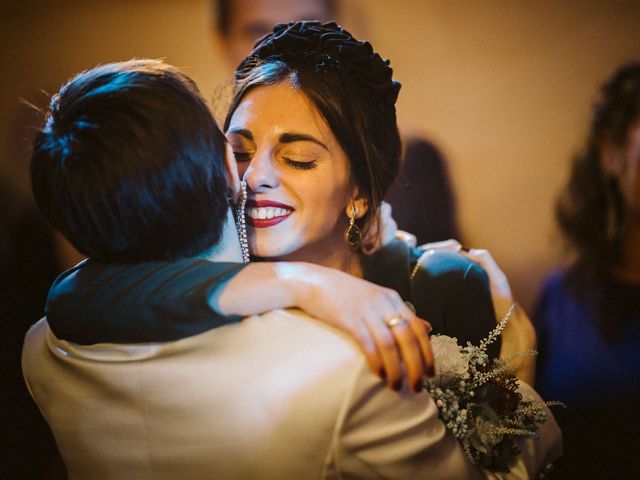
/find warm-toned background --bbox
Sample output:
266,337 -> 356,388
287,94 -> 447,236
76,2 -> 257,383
3,0 -> 640,312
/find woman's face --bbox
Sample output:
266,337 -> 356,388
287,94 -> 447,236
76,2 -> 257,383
621,121 -> 640,222
226,81 -> 356,260
607,121 -> 640,223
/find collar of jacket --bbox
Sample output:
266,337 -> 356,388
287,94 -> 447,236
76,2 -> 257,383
45,259 -> 246,345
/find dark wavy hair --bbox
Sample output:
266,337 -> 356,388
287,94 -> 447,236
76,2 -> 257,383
556,60 -> 640,334
224,21 -> 401,241
31,59 -> 229,263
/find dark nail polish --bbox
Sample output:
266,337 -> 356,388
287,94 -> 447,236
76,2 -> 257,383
379,368 -> 386,379
413,381 -> 423,393
392,380 -> 402,391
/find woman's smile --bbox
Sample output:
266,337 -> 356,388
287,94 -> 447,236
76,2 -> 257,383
246,199 -> 294,227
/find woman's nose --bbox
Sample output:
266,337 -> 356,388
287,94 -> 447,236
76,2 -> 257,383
243,150 -> 279,192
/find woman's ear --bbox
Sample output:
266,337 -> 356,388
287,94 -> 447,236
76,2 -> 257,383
224,143 -> 241,197
344,191 -> 368,220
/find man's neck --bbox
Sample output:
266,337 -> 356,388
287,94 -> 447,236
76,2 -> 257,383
196,209 -> 244,263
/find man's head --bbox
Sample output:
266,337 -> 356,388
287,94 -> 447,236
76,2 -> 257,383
214,0 -> 336,68
31,59 -> 231,263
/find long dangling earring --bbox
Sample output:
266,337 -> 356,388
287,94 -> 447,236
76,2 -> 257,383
344,204 -> 362,249
235,181 -> 250,264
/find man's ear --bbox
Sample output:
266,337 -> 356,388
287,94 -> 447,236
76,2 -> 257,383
599,135 -> 624,177
224,143 -> 241,197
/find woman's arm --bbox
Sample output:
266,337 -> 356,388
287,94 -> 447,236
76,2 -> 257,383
215,262 -> 434,392
416,241 -> 537,384
458,248 -> 537,385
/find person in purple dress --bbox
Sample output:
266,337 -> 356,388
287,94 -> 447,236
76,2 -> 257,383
534,60 -> 640,479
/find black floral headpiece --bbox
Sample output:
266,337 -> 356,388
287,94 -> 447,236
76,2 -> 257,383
236,21 -> 401,107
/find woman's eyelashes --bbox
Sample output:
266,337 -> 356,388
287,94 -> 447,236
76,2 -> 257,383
233,152 -> 252,163
283,157 -> 318,170
230,142 -> 319,170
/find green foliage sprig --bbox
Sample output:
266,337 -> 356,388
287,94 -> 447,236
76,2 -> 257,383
424,305 -> 564,472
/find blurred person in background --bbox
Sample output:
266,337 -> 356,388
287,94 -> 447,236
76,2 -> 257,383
1,181 -> 76,478
2,96 -> 83,479
212,0 -> 459,245
533,60 -> 640,479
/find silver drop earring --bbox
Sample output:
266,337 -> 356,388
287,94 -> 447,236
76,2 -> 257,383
235,180 -> 250,264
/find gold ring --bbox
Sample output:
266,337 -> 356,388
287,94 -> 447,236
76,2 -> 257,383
384,316 -> 408,328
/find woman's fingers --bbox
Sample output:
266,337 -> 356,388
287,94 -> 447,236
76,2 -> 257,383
289,263 -> 434,392
458,248 -> 513,319
362,290 -> 433,391
394,230 -> 417,248
378,294 -> 434,391
394,297 -> 433,373
364,307 -> 404,389
349,321 -> 384,379
409,316 -> 435,379
419,238 -> 462,252
460,248 -> 512,299
386,317 -> 425,392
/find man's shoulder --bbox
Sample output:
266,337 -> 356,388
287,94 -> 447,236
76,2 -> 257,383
411,249 -> 487,284
225,309 -> 364,371
46,258 -> 246,345
25,309 -> 365,375
409,249 -> 490,306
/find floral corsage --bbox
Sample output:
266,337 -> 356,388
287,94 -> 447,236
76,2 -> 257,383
423,305 -> 563,473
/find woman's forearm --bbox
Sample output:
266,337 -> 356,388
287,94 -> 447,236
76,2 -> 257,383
214,261 -> 435,392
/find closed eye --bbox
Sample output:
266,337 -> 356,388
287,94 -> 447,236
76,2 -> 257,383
283,157 -> 318,170
232,150 -> 253,163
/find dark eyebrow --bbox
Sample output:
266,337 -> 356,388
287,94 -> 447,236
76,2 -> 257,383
279,133 -> 328,151
226,128 -> 253,141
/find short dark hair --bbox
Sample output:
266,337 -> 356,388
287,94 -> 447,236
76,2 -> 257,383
214,0 -> 337,35
31,59 -> 230,263
224,22 -> 401,239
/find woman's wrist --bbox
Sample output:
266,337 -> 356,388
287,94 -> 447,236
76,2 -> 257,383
215,262 -> 299,316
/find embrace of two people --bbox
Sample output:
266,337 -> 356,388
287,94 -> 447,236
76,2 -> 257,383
22,22 -> 561,479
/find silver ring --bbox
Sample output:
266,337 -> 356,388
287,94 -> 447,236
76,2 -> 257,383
384,316 -> 408,328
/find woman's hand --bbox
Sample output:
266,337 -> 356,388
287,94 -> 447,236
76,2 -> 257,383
459,249 -> 513,317
216,262 -> 434,393
457,248 -> 537,384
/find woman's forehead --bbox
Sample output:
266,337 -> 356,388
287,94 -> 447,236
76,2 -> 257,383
230,82 -> 333,141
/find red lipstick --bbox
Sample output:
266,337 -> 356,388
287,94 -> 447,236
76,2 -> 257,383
245,199 -> 294,228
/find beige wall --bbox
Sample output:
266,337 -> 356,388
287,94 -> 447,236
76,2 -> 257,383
3,0 -> 640,311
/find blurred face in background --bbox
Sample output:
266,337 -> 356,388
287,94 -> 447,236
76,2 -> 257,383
216,0 -> 335,68
621,121 -> 640,222
602,119 -> 640,225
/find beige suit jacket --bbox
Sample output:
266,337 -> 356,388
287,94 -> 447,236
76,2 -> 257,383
23,309 -> 561,479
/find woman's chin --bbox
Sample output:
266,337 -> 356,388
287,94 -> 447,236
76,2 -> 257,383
249,238 -> 299,260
